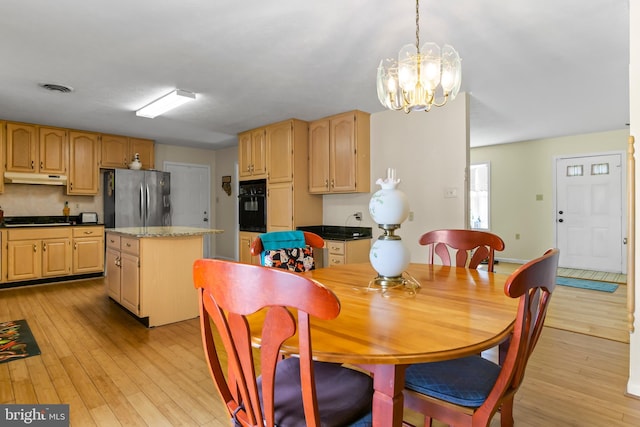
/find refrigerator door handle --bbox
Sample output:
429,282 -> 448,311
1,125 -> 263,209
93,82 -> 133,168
146,184 -> 151,223
139,183 -> 145,223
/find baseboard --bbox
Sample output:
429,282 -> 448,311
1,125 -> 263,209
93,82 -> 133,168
495,257 -> 528,265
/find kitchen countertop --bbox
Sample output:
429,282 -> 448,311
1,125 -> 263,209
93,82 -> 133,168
296,225 -> 372,241
106,226 -> 223,238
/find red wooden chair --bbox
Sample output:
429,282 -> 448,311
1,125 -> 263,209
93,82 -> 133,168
419,229 -> 505,272
250,231 -> 325,272
402,248 -> 559,427
193,259 -> 372,426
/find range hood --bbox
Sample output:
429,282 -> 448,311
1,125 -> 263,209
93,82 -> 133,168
4,172 -> 68,186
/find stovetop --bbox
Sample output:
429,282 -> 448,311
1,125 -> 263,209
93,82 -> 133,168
2,216 -> 79,227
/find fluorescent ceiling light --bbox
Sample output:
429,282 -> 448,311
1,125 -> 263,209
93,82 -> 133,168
135,89 -> 196,118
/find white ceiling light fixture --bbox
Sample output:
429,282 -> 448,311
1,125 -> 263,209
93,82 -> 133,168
376,0 -> 461,113
135,89 -> 196,118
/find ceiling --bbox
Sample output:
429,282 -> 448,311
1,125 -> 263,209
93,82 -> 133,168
0,0 -> 629,150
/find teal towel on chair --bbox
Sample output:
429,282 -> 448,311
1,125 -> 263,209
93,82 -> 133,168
260,231 -> 306,251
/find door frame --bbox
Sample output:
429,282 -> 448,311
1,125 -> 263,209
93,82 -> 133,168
552,150 -> 627,272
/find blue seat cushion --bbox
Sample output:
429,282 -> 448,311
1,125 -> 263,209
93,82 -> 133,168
404,355 -> 501,408
258,358 -> 373,427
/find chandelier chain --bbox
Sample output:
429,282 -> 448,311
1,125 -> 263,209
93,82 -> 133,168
415,0 -> 420,53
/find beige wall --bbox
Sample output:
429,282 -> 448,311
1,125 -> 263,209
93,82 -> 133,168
0,184 -> 101,218
471,129 -> 628,263
214,145 -> 238,260
322,94 -> 469,264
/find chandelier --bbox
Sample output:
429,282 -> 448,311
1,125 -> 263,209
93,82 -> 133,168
376,0 -> 462,113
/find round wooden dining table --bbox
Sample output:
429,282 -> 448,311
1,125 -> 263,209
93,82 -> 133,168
251,262 -> 519,427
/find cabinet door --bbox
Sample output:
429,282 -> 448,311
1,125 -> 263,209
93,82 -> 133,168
308,119 -> 330,193
73,237 -> 105,273
6,122 -> 37,172
239,231 -> 261,265
68,131 -> 99,195
42,238 -> 71,277
7,240 -> 40,281
267,182 -> 293,231
39,127 -> 67,174
129,137 -> 155,170
0,121 -> 5,193
100,134 -> 129,168
105,247 -> 121,300
251,129 -> 267,177
238,131 -> 253,178
330,113 -> 358,193
267,121 -> 293,183
120,252 -> 140,315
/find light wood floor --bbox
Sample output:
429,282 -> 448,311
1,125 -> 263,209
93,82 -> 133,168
1,274 -> 639,426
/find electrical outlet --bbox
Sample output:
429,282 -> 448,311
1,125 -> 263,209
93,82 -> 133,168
354,212 -> 362,221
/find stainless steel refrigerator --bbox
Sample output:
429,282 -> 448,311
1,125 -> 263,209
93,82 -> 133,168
103,169 -> 171,228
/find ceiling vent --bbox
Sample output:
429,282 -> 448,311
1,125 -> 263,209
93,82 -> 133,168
39,83 -> 74,93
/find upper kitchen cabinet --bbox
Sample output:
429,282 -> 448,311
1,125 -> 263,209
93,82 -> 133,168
5,122 -> 67,175
68,131 -> 99,195
308,110 -> 370,194
0,121 -> 4,193
100,135 -> 155,170
239,128 -> 267,180
129,137 -> 155,170
266,119 -> 308,184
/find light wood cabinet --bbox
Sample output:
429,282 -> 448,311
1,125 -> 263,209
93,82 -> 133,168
5,123 -> 67,175
105,234 -> 140,314
239,129 -> 267,179
68,131 -> 99,195
239,231 -> 261,265
72,226 -> 105,274
129,137 -> 155,170
0,121 -> 5,194
39,126 -> 68,174
267,182 -> 294,231
266,120 -> 296,183
326,239 -> 371,267
7,228 -> 72,281
105,231 -> 203,327
308,110 -> 370,194
101,135 -> 155,170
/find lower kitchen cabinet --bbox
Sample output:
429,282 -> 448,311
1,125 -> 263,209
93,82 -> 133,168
239,231 -> 262,265
325,239 -> 371,267
105,231 -> 205,327
72,226 -> 104,274
6,227 -> 72,281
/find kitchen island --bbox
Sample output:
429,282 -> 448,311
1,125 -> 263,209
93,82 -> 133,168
105,226 -> 222,327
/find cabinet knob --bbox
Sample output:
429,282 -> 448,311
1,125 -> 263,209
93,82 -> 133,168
331,179 -> 335,188
34,244 -> 38,252
325,179 -> 329,188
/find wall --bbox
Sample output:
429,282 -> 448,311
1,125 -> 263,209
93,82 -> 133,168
0,183 -> 102,218
629,0 -> 640,398
322,94 -> 469,264
214,145 -> 238,260
471,129 -> 629,262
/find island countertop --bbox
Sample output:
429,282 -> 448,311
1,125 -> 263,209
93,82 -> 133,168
106,226 -> 223,238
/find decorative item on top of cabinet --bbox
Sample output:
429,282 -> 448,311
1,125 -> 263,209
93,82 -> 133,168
68,131 -> 99,195
5,122 -> 67,175
239,128 -> 267,180
308,110 -> 370,194
100,135 -> 155,170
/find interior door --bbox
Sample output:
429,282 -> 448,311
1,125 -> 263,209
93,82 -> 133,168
164,162 -> 212,257
555,153 -> 624,272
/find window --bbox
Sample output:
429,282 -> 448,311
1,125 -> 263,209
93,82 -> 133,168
470,162 -> 490,230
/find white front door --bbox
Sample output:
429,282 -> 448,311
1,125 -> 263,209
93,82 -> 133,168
164,162 -> 212,258
555,153 -> 624,272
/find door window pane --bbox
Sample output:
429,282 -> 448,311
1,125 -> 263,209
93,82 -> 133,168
470,162 -> 490,230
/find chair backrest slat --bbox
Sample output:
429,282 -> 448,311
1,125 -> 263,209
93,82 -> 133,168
419,229 -> 505,271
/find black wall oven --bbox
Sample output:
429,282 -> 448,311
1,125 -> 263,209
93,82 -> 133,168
238,179 -> 266,232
